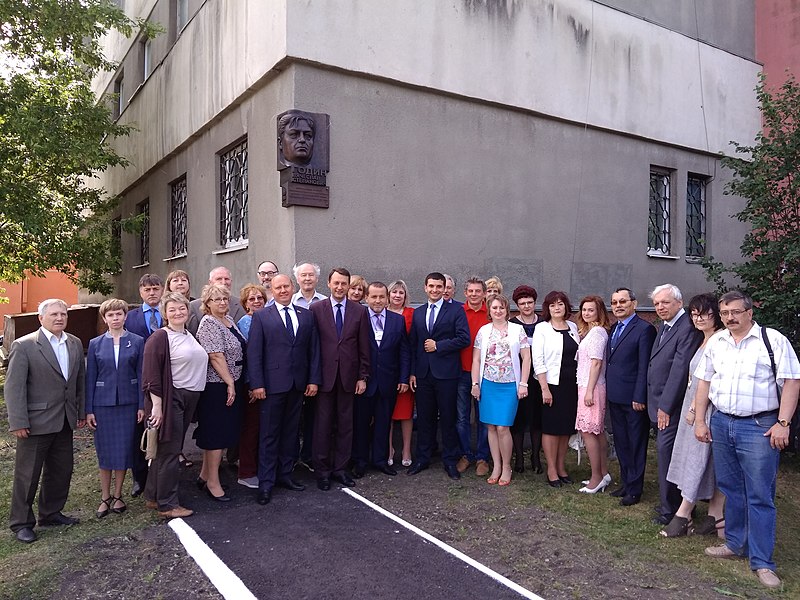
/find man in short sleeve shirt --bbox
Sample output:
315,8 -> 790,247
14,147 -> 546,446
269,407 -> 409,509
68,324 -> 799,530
693,290 -> 800,590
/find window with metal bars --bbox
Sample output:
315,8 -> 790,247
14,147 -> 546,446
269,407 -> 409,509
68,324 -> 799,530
648,169 -> 671,255
686,175 -> 707,258
171,175 -> 187,256
137,199 -> 150,265
219,139 -> 248,247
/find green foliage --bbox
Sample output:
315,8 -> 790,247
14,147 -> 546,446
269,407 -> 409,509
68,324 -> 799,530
0,0 -> 152,294
705,73 -> 800,346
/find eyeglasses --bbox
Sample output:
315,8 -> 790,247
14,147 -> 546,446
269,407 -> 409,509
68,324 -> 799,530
248,296 -> 265,303
691,312 -> 712,321
720,308 -> 749,318
209,297 -> 229,303
517,301 -> 535,307
258,270 -> 278,278
610,299 -> 630,306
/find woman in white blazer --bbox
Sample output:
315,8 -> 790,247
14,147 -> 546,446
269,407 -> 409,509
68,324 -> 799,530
531,291 -> 580,488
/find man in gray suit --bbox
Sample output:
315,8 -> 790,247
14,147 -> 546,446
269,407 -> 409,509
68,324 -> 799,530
5,299 -> 86,543
187,266 -> 247,335
647,284 -> 703,525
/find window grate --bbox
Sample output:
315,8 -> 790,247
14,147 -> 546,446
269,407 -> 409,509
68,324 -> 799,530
686,176 -> 706,258
171,175 -> 187,256
648,171 -> 671,254
219,139 -> 248,247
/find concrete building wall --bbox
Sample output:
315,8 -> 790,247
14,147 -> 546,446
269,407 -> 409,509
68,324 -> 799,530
95,0 -> 760,307
599,0 -> 755,59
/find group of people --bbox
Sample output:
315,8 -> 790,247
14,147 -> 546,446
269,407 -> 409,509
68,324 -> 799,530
5,264 -> 798,591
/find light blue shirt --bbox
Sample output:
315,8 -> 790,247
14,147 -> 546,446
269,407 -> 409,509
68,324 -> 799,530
291,290 -> 327,309
330,296 -> 347,322
426,298 -> 444,329
142,303 -> 162,333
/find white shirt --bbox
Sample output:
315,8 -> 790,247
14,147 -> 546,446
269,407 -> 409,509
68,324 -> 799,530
41,327 -> 69,380
276,302 -> 299,335
291,290 -> 327,309
695,323 -> 800,416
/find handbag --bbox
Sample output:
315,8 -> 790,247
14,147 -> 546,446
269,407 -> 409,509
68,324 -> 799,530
140,422 -> 159,461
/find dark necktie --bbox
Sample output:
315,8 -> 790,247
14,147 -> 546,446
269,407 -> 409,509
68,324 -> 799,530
335,303 -> 344,339
611,322 -> 624,348
149,308 -> 159,333
660,324 -> 671,345
427,303 -> 436,333
284,307 -> 295,341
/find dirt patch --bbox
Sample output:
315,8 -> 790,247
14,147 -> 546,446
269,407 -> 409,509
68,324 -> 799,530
54,524 -> 221,600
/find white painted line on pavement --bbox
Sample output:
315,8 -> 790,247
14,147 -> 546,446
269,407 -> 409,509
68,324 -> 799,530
342,488 -> 545,600
168,518 -> 257,600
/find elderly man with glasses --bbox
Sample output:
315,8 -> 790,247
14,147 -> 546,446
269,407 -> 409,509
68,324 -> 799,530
693,290 -> 800,589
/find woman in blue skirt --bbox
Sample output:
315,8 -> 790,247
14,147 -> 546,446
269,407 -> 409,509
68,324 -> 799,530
471,295 -> 531,486
86,299 -> 145,517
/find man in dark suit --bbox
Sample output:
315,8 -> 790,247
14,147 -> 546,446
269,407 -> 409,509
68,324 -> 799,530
352,282 -> 411,477
187,266 -> 246,335
647,284 -> 703,524
309,267 -> 372,490
5,299 -> 85,543
247,274 -> 321,505
408,272 -> 471,480
124,273 -> 163,339
124,273 -> 163,496
606,288 -> 656,506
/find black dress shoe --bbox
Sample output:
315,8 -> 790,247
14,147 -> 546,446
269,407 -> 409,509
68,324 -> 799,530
38,513 -> 79,527
620,494 -> 641,506
256,489 -> 272,505
131,480 -> 145,497
352,465 -> 366,479
377,464 -> 397,476
332,472 -> 356,487
559,475 -> 574,484
406,462 -> 429,475
277,479 -> 305,491
205,488 -> 231,503
444,465 -> 461,480
195,477 -> 207,491
652,514 -> 672,526
15,527 -> 37,543
610,486 -> 626,498
317,478 -> 331,491
548,479 -> 563,488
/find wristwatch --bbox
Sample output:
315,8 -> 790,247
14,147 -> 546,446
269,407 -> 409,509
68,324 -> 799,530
778,418 -> 790,427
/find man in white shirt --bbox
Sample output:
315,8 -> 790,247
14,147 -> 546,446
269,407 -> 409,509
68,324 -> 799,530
290,261 -> 326,469
694,290 -> 800,590
6,299 -> 85,543
291,262 -> 327,308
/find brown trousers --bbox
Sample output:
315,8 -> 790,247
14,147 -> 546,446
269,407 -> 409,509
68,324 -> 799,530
144,387 -> 200,511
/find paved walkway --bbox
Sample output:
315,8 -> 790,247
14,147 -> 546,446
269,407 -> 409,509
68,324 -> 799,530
178,468 -> 533,600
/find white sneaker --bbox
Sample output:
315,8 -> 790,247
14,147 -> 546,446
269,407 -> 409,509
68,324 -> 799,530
237,477 -> 259,489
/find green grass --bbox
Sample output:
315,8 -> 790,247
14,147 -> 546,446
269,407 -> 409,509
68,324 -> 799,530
506,446 -> 800,597
0,376 -> 162,600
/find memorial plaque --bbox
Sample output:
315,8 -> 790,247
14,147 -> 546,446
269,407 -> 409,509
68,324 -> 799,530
277,109 -> 330,208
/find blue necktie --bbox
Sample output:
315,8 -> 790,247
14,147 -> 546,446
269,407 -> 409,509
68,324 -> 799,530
611,322 -> 624,348
427,303 -> 436,333
284,307 -> 295,341
335,303 -> 344,339
149,308 -> 159,333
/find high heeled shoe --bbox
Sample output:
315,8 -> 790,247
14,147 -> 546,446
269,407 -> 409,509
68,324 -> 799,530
579,478 -> 609,494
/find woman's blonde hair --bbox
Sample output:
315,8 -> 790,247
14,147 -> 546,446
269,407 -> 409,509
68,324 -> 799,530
200,284 -> 230,315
